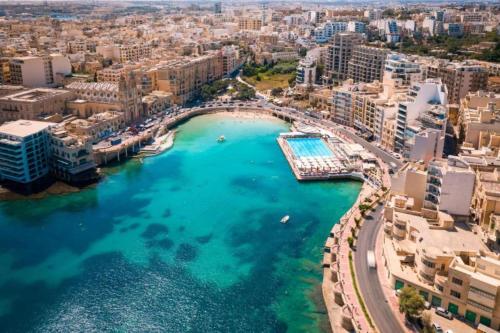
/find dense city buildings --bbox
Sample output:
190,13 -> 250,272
0,2 -> 499,333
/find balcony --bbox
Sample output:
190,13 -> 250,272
425,194 -> 439,205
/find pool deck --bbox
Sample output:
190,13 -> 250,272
277,135 -> 364,182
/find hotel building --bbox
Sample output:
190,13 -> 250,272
347,46 -> 389,84
324,33 -> 364,85
0,120 -> 53,189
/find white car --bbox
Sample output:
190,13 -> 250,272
432,323 -> 443,333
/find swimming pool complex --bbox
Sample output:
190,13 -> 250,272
286,138 -> 334,158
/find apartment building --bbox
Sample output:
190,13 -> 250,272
153,54 -> 223,105
9,54 -> 71,88
423,156 -> 476,216
221,46 -> 240,77
96,43 -> 152,63
347,46 -> 389,83
324,33 -> 364,85
427,61 -> 489,104
142,91 -> 172,117
66,111 -> 126,143
238,18 -> 262,31
96,64 -> 141,83
49,125 -> 96,183
384,53 -> 423,90
394,79 -> 448,157
314,21 -> 347,43
295,57 -> 316,88
0,88 -> 74,124
383,197 -> 500,330
458,91 -> 500,150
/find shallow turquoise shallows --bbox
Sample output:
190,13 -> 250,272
0,114 -> 361,333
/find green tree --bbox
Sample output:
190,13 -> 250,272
299,47 -> 307,57
398,286 -> 425,319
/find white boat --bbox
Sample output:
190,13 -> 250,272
280,215 -> 290,224
217,135 -> 226,143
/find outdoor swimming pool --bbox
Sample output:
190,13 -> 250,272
286,137 -> 333,158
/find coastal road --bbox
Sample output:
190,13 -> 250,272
354,204 -> 405,333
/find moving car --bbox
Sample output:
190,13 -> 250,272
367,250 -> 376,269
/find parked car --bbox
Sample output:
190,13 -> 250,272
436,307 -> 453,320
432,323 -> 444,333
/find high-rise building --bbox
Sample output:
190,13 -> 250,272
324,33 -> 364,85
347,46 -> 389,83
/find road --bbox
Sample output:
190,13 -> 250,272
354,204 -> 405,333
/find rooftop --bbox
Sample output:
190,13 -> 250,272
0,120 -> 54,138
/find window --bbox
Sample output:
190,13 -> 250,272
451,277 -> 463,286
422,258 -> 435,268
450,290 -> 461,299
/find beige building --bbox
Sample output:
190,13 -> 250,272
347,45 -> 389,83
238,18 -> 262,31
459,91 -> 500,151
66,76 -> 142,123
66,111 -> 125,143
152,54 -> 223,105
142,91 -> 172,116
471,169 -> 500,250
324,33 -> 364,85
9,54 -> 71,88
427,61 -> 489,104
383,198 -> 500,329
0,88 -> 74,124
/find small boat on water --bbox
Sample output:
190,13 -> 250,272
280,215 -> 290,224
217,135 -> 226,143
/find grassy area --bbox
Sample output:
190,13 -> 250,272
242,60 -> 297,92
244,73 -> 294,91
348,251 -> 375,329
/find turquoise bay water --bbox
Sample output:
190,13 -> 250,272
0,114 -> 361,333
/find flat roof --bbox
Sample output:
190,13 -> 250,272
0,120 -> 54,138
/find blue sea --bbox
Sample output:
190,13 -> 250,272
0,114 -> 361,333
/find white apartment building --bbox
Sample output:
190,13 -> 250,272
395,79 -> 448,158
295,57 -> 316,87
424,156 -> 476,216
